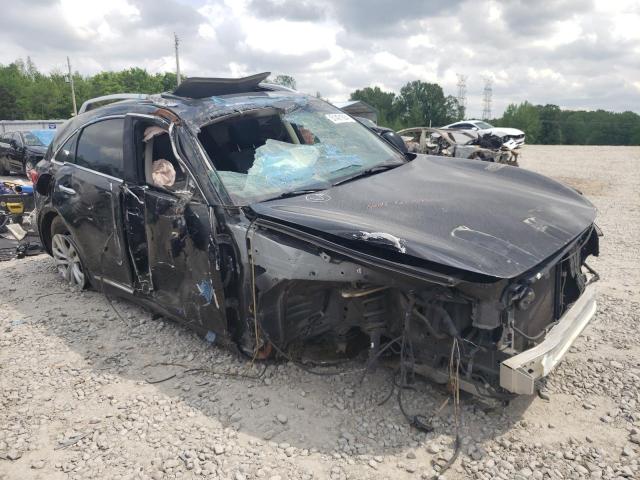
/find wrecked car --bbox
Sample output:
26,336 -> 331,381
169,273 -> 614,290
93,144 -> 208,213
442,120 -> 526,147
33,72 -> 600,398
398,126 -> 520,166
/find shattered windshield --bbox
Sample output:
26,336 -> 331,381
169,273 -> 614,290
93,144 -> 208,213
475,121 -> 494,129
200,98 -> 404,204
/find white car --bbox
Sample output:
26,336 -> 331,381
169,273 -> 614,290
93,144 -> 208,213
442,120 -> 525,146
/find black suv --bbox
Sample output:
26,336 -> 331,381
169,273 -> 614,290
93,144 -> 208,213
0,130 -> 50,176
34,73 -> 600,397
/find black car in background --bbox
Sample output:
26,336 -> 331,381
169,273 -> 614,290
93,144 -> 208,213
33,73 -> 600,398
0,130 -> 51,176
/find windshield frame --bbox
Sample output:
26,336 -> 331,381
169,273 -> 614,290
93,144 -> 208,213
197,96 -> 407,207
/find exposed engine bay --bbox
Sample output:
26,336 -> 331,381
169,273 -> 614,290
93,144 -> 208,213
226,218 -> 599,399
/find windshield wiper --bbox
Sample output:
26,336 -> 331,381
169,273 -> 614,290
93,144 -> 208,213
271,186 -> 329,200
333,163 -> 403,186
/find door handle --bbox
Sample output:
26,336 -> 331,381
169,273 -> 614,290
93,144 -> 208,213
59,185 -> 76,195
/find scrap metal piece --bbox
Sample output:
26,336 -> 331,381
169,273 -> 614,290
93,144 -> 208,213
500,283 -> 597,394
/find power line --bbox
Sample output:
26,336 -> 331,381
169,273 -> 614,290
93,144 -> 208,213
482,77 -> 493,120
174,33 -> 181,86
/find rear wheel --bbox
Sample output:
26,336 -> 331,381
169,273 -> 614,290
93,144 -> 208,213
50,217 -> 89,289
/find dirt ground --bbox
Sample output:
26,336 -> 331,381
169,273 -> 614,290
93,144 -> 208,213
1,145 -> 639,480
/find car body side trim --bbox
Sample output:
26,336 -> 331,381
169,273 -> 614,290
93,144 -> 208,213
93,275 -> 135,294
50,159 -> 123,183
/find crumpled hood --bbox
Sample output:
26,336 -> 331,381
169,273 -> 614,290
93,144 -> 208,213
250,155 -> 596,279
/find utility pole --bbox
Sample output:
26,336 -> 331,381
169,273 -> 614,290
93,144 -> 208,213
456,73 -> 467,120
67,56 -> 77,116
482,77 -> 493,121
174,33 -> 181,86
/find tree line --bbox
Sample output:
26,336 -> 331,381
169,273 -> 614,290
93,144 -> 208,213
350,85 -> 640,145
0,58 -> 178,120
0,58 -> 638,145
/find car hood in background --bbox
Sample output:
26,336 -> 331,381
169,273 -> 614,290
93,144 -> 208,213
485,127 -> 524,137
25,146 -> 47,156
251,155 -> 596,279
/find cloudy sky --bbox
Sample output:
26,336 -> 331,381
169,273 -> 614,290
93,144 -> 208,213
0,0 -> 638,117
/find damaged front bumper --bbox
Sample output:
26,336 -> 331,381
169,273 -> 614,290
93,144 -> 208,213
500,283 -> 597,395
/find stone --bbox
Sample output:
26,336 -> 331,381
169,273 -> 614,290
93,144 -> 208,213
276,414 -> 288,424
213,444 -> 225,455
7,450 -> 22,461
427,443 -> 441,454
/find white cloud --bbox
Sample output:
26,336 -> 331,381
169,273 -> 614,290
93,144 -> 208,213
0,0 -> 637,115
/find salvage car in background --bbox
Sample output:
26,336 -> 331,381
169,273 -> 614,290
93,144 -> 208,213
443,120 -> 525,146
398,126 -> 520,165
34,73 -> 599,398
0,130 -> 51,176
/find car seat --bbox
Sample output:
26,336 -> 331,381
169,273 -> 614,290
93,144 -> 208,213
226,118 -> 265,173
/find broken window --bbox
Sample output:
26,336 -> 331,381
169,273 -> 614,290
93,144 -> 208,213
197,99 -> 404,204
136,122 -> 187,193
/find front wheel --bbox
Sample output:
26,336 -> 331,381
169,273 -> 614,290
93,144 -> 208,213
50,217 -> 89,289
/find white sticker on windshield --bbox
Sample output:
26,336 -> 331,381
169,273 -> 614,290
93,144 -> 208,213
325,113 -> 355,124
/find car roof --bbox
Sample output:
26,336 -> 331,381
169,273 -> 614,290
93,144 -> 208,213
51,73 -> 308,153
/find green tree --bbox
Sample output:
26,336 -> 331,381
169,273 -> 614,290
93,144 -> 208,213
395,81 -> 459,128
349,86 -> 397,127
496,101 -> 541,143
537,104 -> 563,144
269,74 -> 296,90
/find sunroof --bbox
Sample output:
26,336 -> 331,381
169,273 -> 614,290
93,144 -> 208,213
172,72 -> 271,99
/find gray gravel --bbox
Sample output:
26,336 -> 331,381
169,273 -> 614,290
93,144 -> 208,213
1,145 -> 639,479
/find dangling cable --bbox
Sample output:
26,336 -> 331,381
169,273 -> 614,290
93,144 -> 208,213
429,337 -> 462,479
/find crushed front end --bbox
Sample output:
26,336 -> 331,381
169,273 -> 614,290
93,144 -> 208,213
229,217 -> 599,398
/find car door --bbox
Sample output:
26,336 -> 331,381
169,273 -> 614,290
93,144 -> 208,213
0,133 -> 10,173
121,115 -> 227,335
8,133 -> 25,171
52,118 -> 133,291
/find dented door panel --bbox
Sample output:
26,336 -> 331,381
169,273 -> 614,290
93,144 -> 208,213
138,189 -> 226,334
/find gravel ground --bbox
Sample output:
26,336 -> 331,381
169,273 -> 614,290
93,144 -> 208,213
1,145 -> 639,480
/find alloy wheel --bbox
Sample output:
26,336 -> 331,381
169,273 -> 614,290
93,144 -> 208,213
51,233 -> 86,288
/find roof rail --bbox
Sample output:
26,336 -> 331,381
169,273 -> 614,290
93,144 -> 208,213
78,93 -> 149,114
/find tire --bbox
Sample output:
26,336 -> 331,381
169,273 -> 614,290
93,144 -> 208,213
50,217 -> 89,289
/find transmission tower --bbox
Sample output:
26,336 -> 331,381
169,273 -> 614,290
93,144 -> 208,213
482,77 -> 493,120
456,73 -> 467,119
